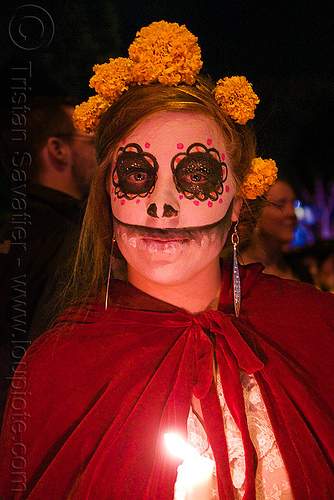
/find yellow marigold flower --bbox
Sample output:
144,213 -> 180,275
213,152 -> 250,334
214,76 -> 260,125
128,20 -> 202,86
72,95 -> 110,134
89,57 -> 135,100
242,157 -> 278,199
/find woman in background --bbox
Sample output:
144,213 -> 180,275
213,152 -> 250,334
239,178 -> 299,279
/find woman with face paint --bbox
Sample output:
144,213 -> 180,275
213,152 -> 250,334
1,22 -> 334,500
111,112 -> 240,313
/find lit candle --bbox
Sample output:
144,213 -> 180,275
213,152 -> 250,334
164,433 -> 215,500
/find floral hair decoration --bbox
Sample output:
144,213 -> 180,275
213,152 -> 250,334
242,158 -> 278,199
73,20 -> 277,199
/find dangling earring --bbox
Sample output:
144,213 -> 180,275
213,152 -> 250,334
104,232 -> 116,310
231,222 -> 241,317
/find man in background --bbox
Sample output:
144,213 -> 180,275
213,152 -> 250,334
0,96 -> 98,421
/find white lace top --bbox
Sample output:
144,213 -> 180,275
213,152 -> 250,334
186,371 -> 294,499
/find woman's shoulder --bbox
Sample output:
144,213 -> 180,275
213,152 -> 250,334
240,262 -> 334,330
23,303 -> 108,362
221,258 -> 334,317
249,264 -> 333,302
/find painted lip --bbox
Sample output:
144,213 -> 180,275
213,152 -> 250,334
142,235 -> 190,243
130,226 -> 199,240
139,237 -> 191,255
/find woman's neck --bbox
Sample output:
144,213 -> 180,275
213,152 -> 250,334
240,236 -> 298,280
240,233 -> 282,268
127,258 -> 222,314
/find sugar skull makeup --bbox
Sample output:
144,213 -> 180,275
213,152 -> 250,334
110,112 -> 237,229
171,143 -> 227,201
112,143 -> 158,199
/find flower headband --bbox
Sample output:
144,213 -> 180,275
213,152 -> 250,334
73,20 -> 277,199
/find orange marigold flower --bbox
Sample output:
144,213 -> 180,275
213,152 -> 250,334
89,57 -> 135,100
242,157 -> 278,199
72,22 -> 262,133
214,76 -> 260,125
72,95 -> 110,134
128,20 -> 202,86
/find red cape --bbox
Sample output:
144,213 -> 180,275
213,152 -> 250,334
1,261 -> 334,499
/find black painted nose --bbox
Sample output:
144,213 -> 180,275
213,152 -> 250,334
147,203 -> 178,218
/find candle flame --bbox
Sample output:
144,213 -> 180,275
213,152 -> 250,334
164,433 -> 200,461
165,432 -> 215,499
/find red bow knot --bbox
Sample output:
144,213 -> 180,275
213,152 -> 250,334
191,311 -> 264,400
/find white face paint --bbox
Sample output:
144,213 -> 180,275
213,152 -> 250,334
110,112 -> 236,228
110,112 -> 240,286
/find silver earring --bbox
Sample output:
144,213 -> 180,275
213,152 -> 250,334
104,233 -> 116,310
231,223 -> 241,317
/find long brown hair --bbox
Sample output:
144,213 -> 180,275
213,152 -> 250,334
68,76 -> 261,306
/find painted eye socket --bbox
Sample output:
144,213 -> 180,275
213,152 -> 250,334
172,147 -> 227,201
116,157 -> 156,195
112,144 -> 158,199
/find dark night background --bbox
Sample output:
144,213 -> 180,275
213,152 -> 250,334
1,0 -> 334,225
